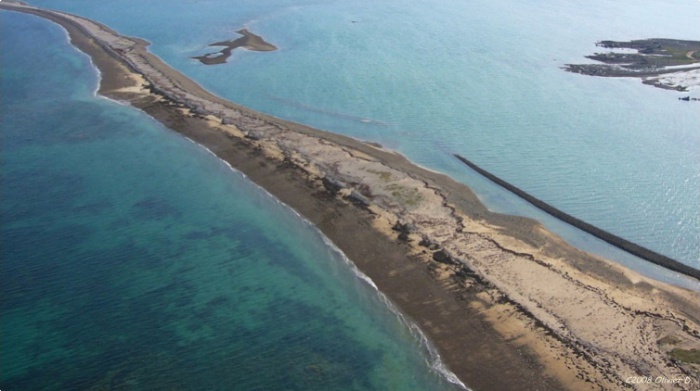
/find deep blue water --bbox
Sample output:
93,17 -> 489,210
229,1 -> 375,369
1,12 -> 464,390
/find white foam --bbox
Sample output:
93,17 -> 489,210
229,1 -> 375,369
648,68 -> 700,91
316,237 -> 470,390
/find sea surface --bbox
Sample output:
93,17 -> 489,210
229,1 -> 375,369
2,0 -> 699,388
24,0 -> 700,285
0,12 -> 465,390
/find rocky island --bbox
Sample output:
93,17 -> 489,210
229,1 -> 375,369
192,29 -> 277,65
565,39 -> 700,92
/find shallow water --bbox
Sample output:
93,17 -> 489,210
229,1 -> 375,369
27,0 -> 700,277
0,12 -> 464,390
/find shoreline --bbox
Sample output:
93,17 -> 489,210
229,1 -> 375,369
4,3 -> 700,390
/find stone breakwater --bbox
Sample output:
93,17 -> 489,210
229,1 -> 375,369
4,3 -> 700,389
454,154 -> 700,281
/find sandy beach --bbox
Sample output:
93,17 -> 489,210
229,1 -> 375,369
3,3 -> 700,390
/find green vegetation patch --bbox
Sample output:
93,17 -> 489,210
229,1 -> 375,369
386,184 -> 423,206
657,335 -> 681,346
670,348 -> 700,364
366,169 -> 393,182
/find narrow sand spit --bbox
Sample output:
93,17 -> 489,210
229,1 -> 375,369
3,3 -> 699,390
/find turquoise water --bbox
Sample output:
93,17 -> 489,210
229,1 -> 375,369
1,12 -> 464,390
27,0 -> 700,279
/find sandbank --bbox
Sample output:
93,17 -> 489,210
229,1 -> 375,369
3,3 -> 700,390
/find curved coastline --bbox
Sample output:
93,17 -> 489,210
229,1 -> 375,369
454,154 -> 700,281
3,3 -> 700,390
194,140 -> 468,389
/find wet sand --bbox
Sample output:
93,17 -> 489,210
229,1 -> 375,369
3,3 -> 700,390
